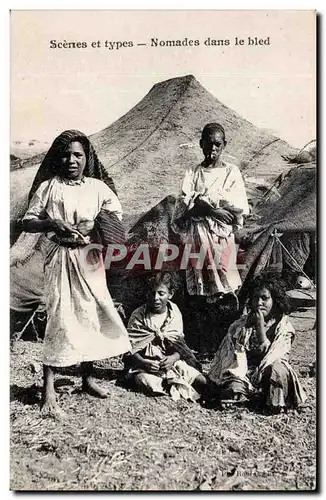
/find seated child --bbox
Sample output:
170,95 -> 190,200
208,275 -> 307,412
124,272 -> 207,401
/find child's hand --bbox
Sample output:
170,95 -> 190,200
253,310 -> 265,334
194,195 -> 212,210
219,201 -> 243,215
211,208 -> 234,224
247,310 -> 266,343
160,353 -> 180,371
192,195 -> 215,217
143,360 -> 160,374
246,310 -> 264,327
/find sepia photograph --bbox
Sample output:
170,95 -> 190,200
9,9 -> 316,491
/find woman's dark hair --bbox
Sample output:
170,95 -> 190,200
147,271 -> 179,294
201,122 -> 226,143
28,129 -> 118,201
247,275 -> 291,315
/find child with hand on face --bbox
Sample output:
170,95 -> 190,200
208,276 -> 307,412
124,272 -> 207,401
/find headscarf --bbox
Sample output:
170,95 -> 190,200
28,129 -> 117,201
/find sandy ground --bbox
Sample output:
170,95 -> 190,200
10,307 -> 316,491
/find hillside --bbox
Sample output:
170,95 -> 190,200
11,75 -> 297,228
11,140 -> 50,160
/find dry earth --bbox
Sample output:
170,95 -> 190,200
10,307 -> 316,491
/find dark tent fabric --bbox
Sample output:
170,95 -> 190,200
237,164 -> 316,291
11,163 -> 316,314
10,254 -> 45,313
10,233 -> 47,313
127,195 -> 180,247
238,226 -> 315,287
250,164 -> 316,232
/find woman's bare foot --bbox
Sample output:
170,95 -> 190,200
82,377 -> 108,398
41,390 -> 63,418
41,364 -> 63,418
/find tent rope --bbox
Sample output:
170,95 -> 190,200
249,138 -> 281,162
12,310 -> 37,343
291,139 -> 316,163
271,230 -> 315,288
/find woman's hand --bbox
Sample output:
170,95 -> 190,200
77,220 -> 94,236
160,352 -> 180,371
51,219 -> 80,238
211,208 -> 234,224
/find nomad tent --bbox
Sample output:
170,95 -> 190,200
10,164 -> 316,339
10,75 -> 302,341
11,75 -> 297,240
125,163 -> 316,285
237,163 -> 316,293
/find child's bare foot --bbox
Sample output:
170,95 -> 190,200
82,377 -> 108,398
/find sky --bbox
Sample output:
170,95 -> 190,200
10,9 -> 316,149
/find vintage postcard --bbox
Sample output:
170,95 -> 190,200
10,9 -> 316,491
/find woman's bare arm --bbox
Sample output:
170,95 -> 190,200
23,218 -> 80,236
23,218 -> 55,233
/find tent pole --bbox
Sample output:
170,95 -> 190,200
272,232 -> 315,288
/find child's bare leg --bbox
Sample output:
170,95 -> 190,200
81,361 -> 108,398
192,375 -> 223,407
192,373 -> 208,396
41,364 -> 60,415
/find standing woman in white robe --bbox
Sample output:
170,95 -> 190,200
23,130 -> 131,416
172,123 -> 249,299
